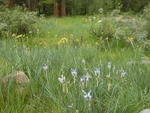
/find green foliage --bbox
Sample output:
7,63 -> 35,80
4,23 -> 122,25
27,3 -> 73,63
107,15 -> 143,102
90,15 -> 149,49
91,19 -> 116,41
121,0 -> 149,12
143,3 -> 150,39
0,6 -> 38,39
141,3 -> 150,52
65,0 -> 150,15
66,0 -> 115,15
38,0 -> 54,6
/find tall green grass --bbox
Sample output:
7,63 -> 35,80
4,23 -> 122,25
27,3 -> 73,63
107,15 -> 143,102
0,40 -> 149,113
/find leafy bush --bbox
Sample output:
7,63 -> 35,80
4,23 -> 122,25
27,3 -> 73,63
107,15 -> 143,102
90,16 -> 149,49
0,6 -> 38,39
141,3 -> 150,52
91,19 -> 116,41
143,3 -> 150,40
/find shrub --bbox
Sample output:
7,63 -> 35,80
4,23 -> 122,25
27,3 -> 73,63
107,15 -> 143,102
121,0 -> 149,12
143,3 -> 150,40
142,3 -> 150,52
91,19 -> 116,41
0,6 -> 38,39
90,15 -> 149,49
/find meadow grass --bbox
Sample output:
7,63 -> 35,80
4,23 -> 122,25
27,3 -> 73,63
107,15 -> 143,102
25,16 -> 95,47
0,16 -> 150,113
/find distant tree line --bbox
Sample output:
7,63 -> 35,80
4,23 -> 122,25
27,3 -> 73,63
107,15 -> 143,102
65,0 -> 150,15
1,0 -> 150,16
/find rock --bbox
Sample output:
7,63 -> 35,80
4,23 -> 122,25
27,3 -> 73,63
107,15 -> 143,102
1,71 -> 30,85
140,109 -> 150,113
0,71 -> 30,96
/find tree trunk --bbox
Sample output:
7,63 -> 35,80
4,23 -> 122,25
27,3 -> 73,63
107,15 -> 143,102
54,1 -> 59,16
30,0 -> 37,11
60,0 -> 66,16
26,0 -> 30,9
8,0 -> 15,8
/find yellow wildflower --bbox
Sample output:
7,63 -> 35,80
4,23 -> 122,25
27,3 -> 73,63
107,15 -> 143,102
14,34 -> 26,38
128,37 -> 134,41
57,37 -> 68,45
148,40 -> 150,42
12,33 -> 16,38
22,34 -> 25,37
16,34 -> 23,38
61,38 -> 68,43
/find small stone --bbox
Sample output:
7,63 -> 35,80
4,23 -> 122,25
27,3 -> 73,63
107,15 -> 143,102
1,71 -> 30,85
140,109 -> 150,113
